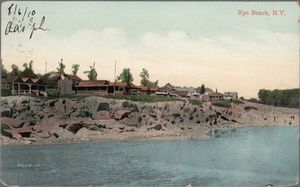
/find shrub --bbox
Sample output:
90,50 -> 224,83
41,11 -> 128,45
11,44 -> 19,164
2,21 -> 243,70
1,89 -> 12,96
212,100 -> 231,108
230,99 -> 244,104
189,99 -> 202,106
103,94 -> 181,103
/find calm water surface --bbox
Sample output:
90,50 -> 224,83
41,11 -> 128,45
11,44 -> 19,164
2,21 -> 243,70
1,126 -> 299,187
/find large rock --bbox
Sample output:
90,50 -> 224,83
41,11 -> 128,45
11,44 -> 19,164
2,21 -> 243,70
15,127 -> 34,137
49,128 -> 73,139
114,110 -> 131,120
34,118 -> 60,133
59,118 -> 97,134
149,124 -> 162,130
1,117 -> 24,128
2,129 -> 22,140
94,111 -> 110,120
97,102 -> 109,111
1,106 -> 12,117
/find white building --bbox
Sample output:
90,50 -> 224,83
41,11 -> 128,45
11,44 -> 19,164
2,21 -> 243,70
224,92 -> 238,100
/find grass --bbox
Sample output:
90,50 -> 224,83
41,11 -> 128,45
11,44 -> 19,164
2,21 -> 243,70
2,93 -> 182,103
189,99 -> 202,106
211,100 -> 232,108
230,99 -> 244,104
103,94 -> 182,103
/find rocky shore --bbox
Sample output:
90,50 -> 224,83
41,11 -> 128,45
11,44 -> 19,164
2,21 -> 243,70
0,96 -> 298,145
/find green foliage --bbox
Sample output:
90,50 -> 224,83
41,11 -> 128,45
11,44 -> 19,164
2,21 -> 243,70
140,68 -> 158,87
20,60 -> 37,78
189,99 -> 202,106
84,62 -> 97,81
1,89 -> 12,96
8,64 -> 20,76
200,84 -> 205,94
258,88 -> 299,108
57,58 -> 66,74
1,61 -> 7,78
104,94 -> 181,103
230,99 -> 244,104
117,68 -> 134,86
212,100 -> 231,108
72,64 -> 80,75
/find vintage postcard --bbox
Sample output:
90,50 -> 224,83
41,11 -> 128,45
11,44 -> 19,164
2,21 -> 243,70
0,1 -> 299,187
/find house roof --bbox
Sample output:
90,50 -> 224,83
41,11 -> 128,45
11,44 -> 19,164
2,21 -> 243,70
137,86 -> 160,91
63,73 -> 82,81
205,92 -> 224,96
109,82 -> 128,87
5,76 -> 18,83
76,80 -> 110,87
175,90 -> 189,97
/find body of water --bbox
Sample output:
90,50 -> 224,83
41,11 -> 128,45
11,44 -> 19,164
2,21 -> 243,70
1,126 -> 299,187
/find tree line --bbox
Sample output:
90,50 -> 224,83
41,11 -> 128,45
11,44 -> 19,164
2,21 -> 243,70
1,59 -> 208,91
258,88 -> 299,108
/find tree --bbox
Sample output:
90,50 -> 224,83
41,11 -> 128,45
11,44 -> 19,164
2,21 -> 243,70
118,68 -> 134,86
9,64 -> 20,76
1,60 -> 7,78
72,64 -> 80,76
139,68 -> 158,87
84,62 -> 97,81
20,60 -> 36,78
200,84 -> 205,94
57,58 -> 65,74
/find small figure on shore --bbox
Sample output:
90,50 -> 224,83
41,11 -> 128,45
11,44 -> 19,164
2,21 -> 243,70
273,116 -> 276,121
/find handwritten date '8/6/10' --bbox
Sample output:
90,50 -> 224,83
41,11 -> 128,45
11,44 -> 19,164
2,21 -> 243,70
5,3 -> 48,39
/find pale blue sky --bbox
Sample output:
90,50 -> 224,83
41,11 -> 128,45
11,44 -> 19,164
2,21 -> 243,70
1,1 -> 299,98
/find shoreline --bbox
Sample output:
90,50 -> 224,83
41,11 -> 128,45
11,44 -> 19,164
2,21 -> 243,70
1,96 -> 298,146
1,124 -> 298,146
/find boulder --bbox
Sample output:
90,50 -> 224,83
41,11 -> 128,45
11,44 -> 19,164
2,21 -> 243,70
149,124 -> 162,130
1,117 -> 24,128
114,110 -> 131,120
2,129 -> 22,140
49,128 -> 73,139
34,118 -> 60,133
60,118 -> 97,133
98,102 -> 109,111
122,101 -> 130,108
1,106 -> 12,117
94,111 -> 110,120
15,127 -> 34,137
66,124 -> 83,134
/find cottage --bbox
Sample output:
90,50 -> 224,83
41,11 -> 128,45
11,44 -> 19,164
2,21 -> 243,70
137,86 -> 160,95
75,80 -> 129,95
201,92 -> 224,102
2,76 -> 46,95
174,90 -> 189,98
158,83 -> 176,94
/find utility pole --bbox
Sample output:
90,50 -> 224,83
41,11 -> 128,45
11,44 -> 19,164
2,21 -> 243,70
114,60 -> 117,82
45,62 -> 47,74
114,60 -> 116,95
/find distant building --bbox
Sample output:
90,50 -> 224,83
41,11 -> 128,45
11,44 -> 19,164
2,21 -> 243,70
158,83 -> 176,94
75,80 -> 129,95
201,92 -> 224,102
224,92 -> 238,100
57,73 -> 82,95
174,90 -> 189,98
2,76 -> 46,95
137,86 -> 160,95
